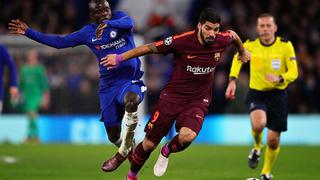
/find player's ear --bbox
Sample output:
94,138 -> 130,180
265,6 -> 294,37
255,24 -> 259,33
197,23 -> 202,30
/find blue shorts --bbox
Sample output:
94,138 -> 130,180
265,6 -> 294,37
99,80 -> 146,128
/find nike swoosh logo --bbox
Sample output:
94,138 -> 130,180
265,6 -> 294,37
195,114 -> 204,120
92,38 -> 101,42
187,55 -> 197,59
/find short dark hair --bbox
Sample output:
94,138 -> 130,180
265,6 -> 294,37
258,13 -> 274,19
257,13 -> 276,24
89,0 -> 109,10
199,8 -> 221,24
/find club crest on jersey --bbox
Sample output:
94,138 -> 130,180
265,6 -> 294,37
214,53 -> 221,61
164,36 -> 173,45
110,30 -> 117,39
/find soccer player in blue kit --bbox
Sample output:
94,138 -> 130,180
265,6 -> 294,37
9,0 -> 145,171
0,44 -> 19,113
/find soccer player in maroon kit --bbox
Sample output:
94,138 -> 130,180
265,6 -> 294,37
100,8 -> 250,179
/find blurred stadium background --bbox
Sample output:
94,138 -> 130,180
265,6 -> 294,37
0,0 -> 319,179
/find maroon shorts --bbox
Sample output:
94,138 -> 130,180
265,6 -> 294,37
145,98 -> 209,144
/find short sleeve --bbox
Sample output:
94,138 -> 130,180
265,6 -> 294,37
155,36 -> 178,55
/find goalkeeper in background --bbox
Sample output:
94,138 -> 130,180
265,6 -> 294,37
225,13 -> 298,180
20,49 -> 50,143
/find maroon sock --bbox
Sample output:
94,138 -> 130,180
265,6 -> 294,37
161,144 -> 170,157
130,143 -> 152,174
168,134 -> 190,154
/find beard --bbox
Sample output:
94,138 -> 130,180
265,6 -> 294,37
200,29 -> 214,45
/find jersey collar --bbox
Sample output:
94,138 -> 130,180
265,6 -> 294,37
259,37 -> 277,47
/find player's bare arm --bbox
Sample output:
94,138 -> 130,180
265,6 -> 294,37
228,30 -> 250,63
225,77 -> 236,100
100,43 -> 158,68
8,19 -> 29,35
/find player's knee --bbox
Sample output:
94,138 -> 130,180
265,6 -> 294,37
107,133 -> 120,143
181,134 -> 196,144
250,110 -> 266,132
179,129 -> 197,144
124,92 -> 140,112
267,138 -> 279,149
252,123 -> 264,133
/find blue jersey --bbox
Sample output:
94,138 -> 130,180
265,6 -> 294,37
0,44 -> 18,100
25,11 -> 143,92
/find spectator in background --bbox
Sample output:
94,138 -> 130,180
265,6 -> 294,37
144,0 -> 176,41
0,44 -> 19,113
19,49 -> 50,143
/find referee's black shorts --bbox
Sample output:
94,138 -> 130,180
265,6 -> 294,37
246,88 -> 288,132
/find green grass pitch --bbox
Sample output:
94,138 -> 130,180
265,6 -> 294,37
0,144 -> 319,180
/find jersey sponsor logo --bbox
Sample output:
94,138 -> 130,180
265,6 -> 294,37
98,38 -> 126,50
110,30 -> 117,39
271,59 -> 281,70
187,55 -> 197,59
164,36 -> 173,45
186,65 -> 215,75
214,53 -> 221,61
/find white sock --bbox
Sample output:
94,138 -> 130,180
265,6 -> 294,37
119,111 -> 138,156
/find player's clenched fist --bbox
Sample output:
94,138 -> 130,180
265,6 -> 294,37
225,80 -> 236,100
8,19 -> 29,35
238,48 -> 250,63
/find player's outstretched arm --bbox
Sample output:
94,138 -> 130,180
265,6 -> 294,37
8,19 -> 84,49
100,43 -> 158,69
228,30 -> 250,63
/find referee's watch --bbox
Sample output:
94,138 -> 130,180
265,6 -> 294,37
229,76 -> 237,82
278,75 -> 284,83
